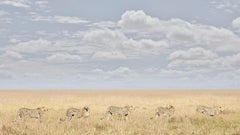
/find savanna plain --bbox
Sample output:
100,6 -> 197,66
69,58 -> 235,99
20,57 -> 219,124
0,90 -> 240,135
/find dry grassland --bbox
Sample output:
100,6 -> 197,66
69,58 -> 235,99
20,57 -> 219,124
0,90 -> 240,135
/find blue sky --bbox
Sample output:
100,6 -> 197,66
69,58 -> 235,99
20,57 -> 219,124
0,0 -> 240,89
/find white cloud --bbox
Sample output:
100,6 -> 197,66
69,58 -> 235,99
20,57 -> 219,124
159,69 -> 194,78
83,29 -> 127,46
89,21 -> 117,28
35,0 -> 48,8
161,46 -> 240,79
169,48 -> 218,60
168,50 -> 240,70
168,59 -> 214,69
4,38 -> 81,55
221,53 -> 240,67
46,53 -> 82,63
83,28 -> 169,57
0,0 -> 31,8
32,15 -> 89,24
118,10 -> 240,52
7,39 -> 52,53
9,38 -> 20,43
122,39 -> 169,56
1,9 -> 240,88
144,67 -> 159,73
210,0 -> 240,13
118,10 -> 160,33
92,51 -> 126,60
3,51 -> 23,59
92,67 -> 137,79
232,17 -> 240,31
108,67 -> 136,78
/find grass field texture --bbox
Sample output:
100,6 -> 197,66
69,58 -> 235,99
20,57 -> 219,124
0,90 -> 240,135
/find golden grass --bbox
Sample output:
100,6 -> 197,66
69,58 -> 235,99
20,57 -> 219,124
0,90 -> 240,135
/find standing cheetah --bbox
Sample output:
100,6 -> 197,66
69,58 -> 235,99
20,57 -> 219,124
60,106 -> 90,122
102,105 -> 134,120
17,106 -> 48,122
196,105 -> 222,116
153,105 -> 175,119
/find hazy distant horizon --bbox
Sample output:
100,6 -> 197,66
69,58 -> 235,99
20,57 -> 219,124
1,0 -> 240,89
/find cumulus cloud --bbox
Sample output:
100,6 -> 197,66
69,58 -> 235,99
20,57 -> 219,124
232,17 -> 240,31
118,10 -> 240,52
168,59 -> 214,69
92,51 -> 126,60
0,0 -> 31,8
159,69 -> 194,78
221,53 -> 240,67
118,10 -> 160,32
161,53 -> 240,79
6,39 -> 52,53
108,67 -> 136,78
1,8 -> 240,88
83,29 -> 127,46
32,15 -> 89,24
3,51 -> 23,59
168,49 -> 240,70
92,67 -> 137,79
122,39 -> 169,56
88,21 -> 117,28
83,28 -> 169,58
4,39 -> 81,55
169,48 -> 218,60
210,0 -> 240,13
46,53 -> 82,63
35,0 -> 48,8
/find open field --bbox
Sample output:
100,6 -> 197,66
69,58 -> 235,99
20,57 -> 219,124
0,90 -> 240,135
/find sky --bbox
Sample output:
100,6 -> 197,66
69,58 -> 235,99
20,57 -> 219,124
0,0 -> 240,89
